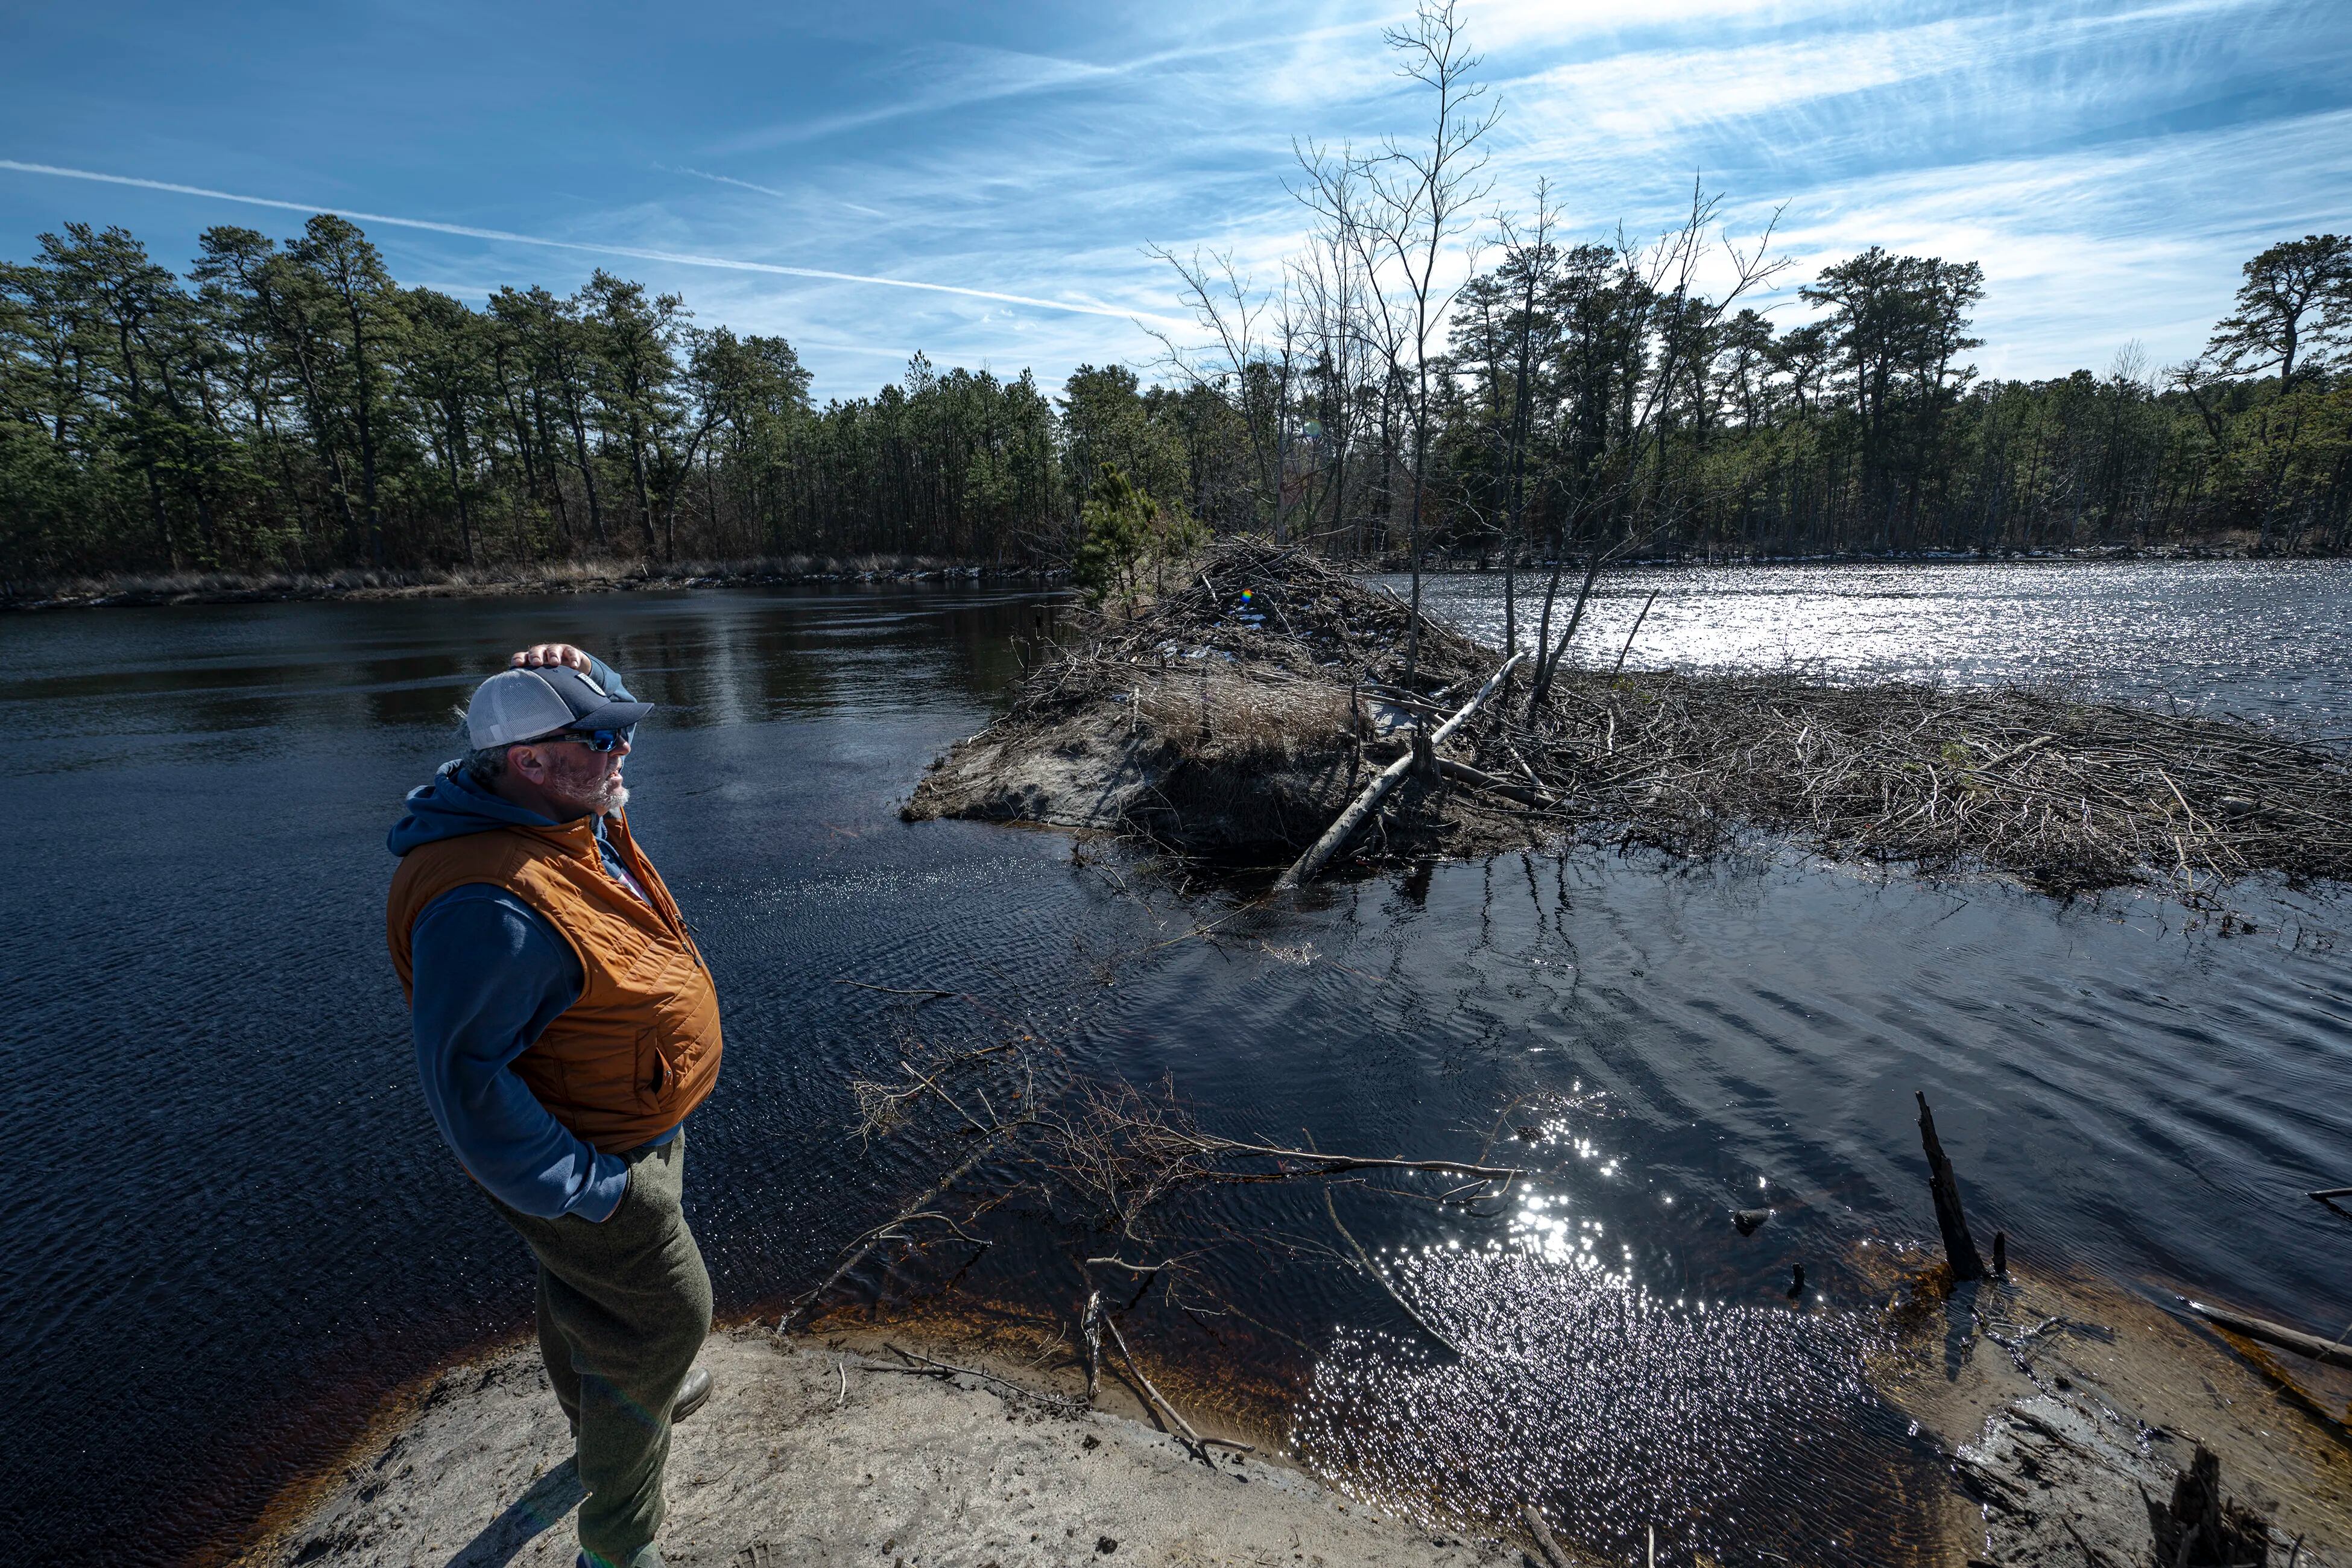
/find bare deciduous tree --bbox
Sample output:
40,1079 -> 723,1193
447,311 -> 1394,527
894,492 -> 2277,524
1140,245 -> 1299,540
1288,208 -> 1375,549
1296,0 -> 1498,680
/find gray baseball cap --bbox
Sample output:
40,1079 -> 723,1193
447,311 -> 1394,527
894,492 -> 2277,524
464,665 -> 655,750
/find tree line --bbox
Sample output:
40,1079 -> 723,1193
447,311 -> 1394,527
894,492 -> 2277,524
1424,225 -> 2352,567
2,10 -> 2348,588
0,215 -> 1078,583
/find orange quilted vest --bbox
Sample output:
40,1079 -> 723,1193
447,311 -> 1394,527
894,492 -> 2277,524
387,811 -> 724,1153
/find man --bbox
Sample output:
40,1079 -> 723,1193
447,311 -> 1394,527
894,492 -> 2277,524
387,642 -> 722,1568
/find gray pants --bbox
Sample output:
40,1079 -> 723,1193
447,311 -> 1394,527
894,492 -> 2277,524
488,1129 -> 712,1567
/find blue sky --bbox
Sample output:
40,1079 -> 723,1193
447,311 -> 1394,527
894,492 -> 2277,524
2,0 -> 2347,400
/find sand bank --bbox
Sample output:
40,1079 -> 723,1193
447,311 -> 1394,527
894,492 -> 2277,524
236,1261 -> 2352,1568
242,1325 -> 1508,1568
1875,1260 -> 2350,1567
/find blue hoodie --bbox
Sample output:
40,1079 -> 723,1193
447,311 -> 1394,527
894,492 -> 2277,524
388,657 -> 678,1222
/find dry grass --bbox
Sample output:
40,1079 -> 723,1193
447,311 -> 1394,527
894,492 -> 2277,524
7,552 -> 1035,607
1130,665 -> 1355,770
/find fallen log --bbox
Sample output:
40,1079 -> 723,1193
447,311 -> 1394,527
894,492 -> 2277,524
1275,653 -> 1525,891
2183,1299 -> 2352,1368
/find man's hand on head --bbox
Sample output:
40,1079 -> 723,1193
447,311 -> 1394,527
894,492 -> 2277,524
511,643 -> 595,672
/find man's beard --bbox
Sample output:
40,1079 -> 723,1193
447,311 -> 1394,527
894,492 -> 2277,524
550,755 -> 629,817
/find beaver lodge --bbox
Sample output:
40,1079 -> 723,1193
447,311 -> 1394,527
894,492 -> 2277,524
908,537 -> 2352,898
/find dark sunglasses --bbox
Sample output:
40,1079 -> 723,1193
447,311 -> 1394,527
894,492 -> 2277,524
534,725 -> 635,753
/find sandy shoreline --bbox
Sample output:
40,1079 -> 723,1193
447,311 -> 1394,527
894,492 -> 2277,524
236,1324 -> 1511,1568
232,1262 -> 2352,1568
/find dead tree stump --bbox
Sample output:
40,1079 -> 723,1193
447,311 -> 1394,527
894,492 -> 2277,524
1916,1090 -> 1987,1280
2149,1444 -> 2272,1567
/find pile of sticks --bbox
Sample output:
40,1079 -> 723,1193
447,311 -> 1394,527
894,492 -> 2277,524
1013,536 -> 1497,728
1031,537 -> 2352,897
1515,668 -> 2352,895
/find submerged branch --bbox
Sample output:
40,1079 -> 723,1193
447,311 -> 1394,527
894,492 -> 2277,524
1324,1187 -> 1465,1356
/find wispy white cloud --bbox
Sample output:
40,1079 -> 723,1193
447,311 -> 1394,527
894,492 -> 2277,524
1467,0 -> 1877,49
1494,19 -> 1976,162
1756,103 -> 2352,375
0,159 -> 1192,329
713,44 -> 1122,153
3,0 -> 2342,399
668,165 -> 889,221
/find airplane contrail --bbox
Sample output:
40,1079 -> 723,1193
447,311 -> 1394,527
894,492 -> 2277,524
0,158 -> 1183,327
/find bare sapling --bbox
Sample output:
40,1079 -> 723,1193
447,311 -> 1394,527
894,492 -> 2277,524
1141,247 -> 1300,543
1524,181 -> 1789,715
1289,203 -> 1376,552
1490,182 -> 1561,667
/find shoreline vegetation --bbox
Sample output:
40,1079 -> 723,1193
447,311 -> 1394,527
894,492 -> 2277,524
0,551 -> 1055,610
5,215 -> 2346,599
0,533 -> 2302,610
911,537 -> 2352,902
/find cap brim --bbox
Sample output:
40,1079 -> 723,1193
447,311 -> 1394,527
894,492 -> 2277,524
566,699 -> 655,731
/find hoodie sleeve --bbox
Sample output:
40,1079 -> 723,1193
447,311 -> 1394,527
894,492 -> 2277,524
584,653 -> 636,704
408,884 -> 630,1221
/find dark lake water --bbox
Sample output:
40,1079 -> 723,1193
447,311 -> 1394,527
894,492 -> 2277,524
3,561 -> 2348,1567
